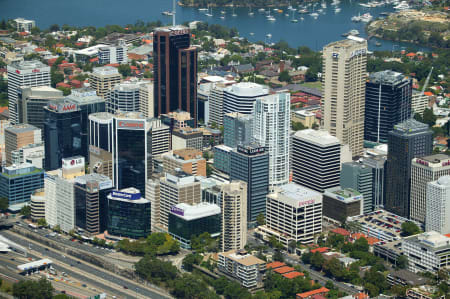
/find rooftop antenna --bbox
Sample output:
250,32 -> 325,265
172,0 -> 176,26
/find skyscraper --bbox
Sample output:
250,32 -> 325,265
364,70 -> 412,143
107,81 -> 147,114
223,82 -> 268,115
43,100 -> 82,170
322,37 -> 367,157
426,176 -> 450,235
410,154 -> 450,224
223,112 -> 253,148
292,129 -> 341,193
220,180 -> 247,251
385,119 -> 433,218
230,143 -> 269,226
253,93 -> 290,187
4,123 -> 41,166
340,161 -> 373,213
7,60 -> 51,124
153,26 -> 197,122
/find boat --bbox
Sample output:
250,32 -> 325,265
198,8 -> 208,12
250,32 -> 255,36
248,6 -> 254,16
310,12 -> 319,17
379,11 -> 390,16
394,1 -> 410,10
267,9 -> 276,21
360,12 -> 373,22
298,8 -> 309,13
161,11 -> 173,16
352,13 -> 361,21
300,17 -> 304,21
321,1 -> 327,8
331,0 -> 340,5
317,8 -> 324,13
290,10 -> 298,22
349,29 -> 360,35
221,10 -> 226,14
205,6 -> 213,17
359,3 -> 372,7
285,13 -> 290,16
375,41 -> 382,46
334,7 -> 341,12
278,9 -> 283,13
258,8 -> 265,13
220,15 -> 225,19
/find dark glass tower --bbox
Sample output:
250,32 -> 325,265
385,119 -> 433,218
230,143 -> 269,226
153,26 -> 197,124
43,100 -> 82,170
364,70 -> 412,143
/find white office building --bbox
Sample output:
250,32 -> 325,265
403,231 -> 450,273
98,40 -> 128,65
146,178 -> 161,232
139,83 -> 154,118
11,142 -> 45,169
292,129 -> 341,193
107,81 -> 147,113
223,82 -> 268,115
253,93 -> 290,187
412,90 -> 430,116
426,176 -> 450,235
44,170 -> 58,227
258,183 -> 322,248
7,60 -> 51,124
218,250 -> 266,288
14,18 -> 35,32
410,154 -> 450,224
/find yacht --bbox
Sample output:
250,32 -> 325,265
220,15 -> 225,19
290,10 -> 298,22
221,10 -> 226,14
267,9 -> 276,21
161,11 -> 173,16
198,8 -> 208,12
310,12 -> 319,17
334,7 -> 341,12
321,1 -> 327,8
349,29 -> 360,35
331,0 -> 340,6
299,8 -> 309,13
394,1 -> 410,10
205,6 -> 213,17
258,8 -> 266,13
300,17 -> 304,21
248,6 -> 254,16
360,12 -> 373,22
352,13 -> 361,21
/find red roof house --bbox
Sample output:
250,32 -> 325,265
296,287 -> 330,299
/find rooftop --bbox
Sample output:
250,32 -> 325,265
297,287 -> 330,299
369,70 -> 408,86
6,123 -> 40,134
393,118 -> 430,134
221,250 -> 265,267
170,202 -> 220,221
406,231 -> 450,250
273,266 -> 295,274
225,82 -> 268,97
294,129 -> 340,147
92,66 -> 120,76
8,60 -> 49,71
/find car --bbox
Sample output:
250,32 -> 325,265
70,264 -> 73,267
76,261 -> 81,264
45,248 -> 49,251
123,286 -> 128,289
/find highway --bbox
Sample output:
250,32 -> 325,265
2,230 -> 171,299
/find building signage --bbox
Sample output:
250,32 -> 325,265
111,190 -> 141,200
237,145 -> 266,155
349,48 -> 366,59
171,206 -> 185,216
15,70 -> 21,74
62,157 -> 84,168
48,103 -> 78,113
89,145 -> 101,156
117,120 -> 144,130
299,199 -> 315,207
171,29 -> 189,36
32,69 -> 40,73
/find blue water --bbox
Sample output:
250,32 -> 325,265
0,0 -> 430,51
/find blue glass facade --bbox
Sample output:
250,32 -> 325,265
0,165 -> 44,207
213,145 -> 232,174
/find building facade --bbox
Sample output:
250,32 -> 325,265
323,187 -> 364,223
30,189 -> 45,221
223,112 -> 253,148
98,39 -> 128,65
322,37 -> 367,157
292,129 -> 341,193
223,82 -> 268,115
89,66 -> 121,99
218,250 -> 266,288
253,93 -> 290,187
107,81 -> 147,114
340,161 -> 373,213
426,176 -> 450,235
4,123 -> 41,166
162,148 -> 206,177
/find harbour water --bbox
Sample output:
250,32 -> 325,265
0,0 -> 430,51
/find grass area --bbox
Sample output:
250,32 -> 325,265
299,81 -> 322,90
0,279 -> 14,294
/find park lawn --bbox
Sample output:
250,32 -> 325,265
300,81 -> 322,90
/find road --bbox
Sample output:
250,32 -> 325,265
2,230 -> 172,299
247,233 -> 358,295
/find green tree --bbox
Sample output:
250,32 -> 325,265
118,64 -> 132,77
171,273 -> 219,299
37,218 -> 47,227
13,277 -> 54,299
182,253 -> 202,271
311,252 -> 325,270
20,205 -> 31,218
292,121 -> 306,131
49,24 -> 60,32
51,72 -> 64,88
278,70 -> 291,83
353,237 -> 369,252
401,221 -> 420,236
56,86 -> 71,96
273,250 -> 284,262
396,255 -> 408,269
421,108 -> 437,127
288,240 -> 297,254
256,213 -> 265,226
135,255 -> 178,284
0,197 -> 8,211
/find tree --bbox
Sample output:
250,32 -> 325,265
353,237 -> 369,252
292,121 -> 306,131
288,240 -> 297,254
396,255 -> 408,269
37,218 -> 47,227
20,205 -> 31,218
182,253 -> 202,271
49,24 -> 60,32
421,108 -> 437,127
118,64 -> 132,77
135,255 -> 178,284
401,221 -> 420,236
305,68 -> 318,82
0,197 -> 8,211
51,72 -> 64,88
311,252 -> 325,270
273,250 -> 284,262
278,70 -> 291,83
171,273 -> 219,299
256,213 -> 265,226
13,277 -> 54,299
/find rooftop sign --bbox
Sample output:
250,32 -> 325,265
110,190 -> 141,200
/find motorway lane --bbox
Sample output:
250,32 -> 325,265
3,231 -> 171,299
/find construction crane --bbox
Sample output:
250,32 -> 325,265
421,66 -> 434,95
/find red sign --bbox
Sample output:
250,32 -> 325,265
49,104 -> 58,111
15,70 -> 21,74
32,69 -> 40,73
118,121 -> 144,129
62,104 -> 76,112
298,199 -> 315,207
70,160 -> 75,165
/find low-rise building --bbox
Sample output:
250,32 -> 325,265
323,187 -> 363,223
403,231 -> 450,273
407,286 -> 445,299
172,127 -> 203,151
218,249 -> 266,288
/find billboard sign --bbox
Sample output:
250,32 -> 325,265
110,190 -> 141,200
171,206 -> 185,217
117,120 -> 145,130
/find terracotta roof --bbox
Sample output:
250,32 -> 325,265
56,82 -> 71,88
331,228 -> 350,236
89,57 -> 99,63
406,52 -> 416,57
273,266 -> 295,274
282,271 -> 304,279
312,295 -> 327,299
354,293 -> 369,299
366,237 -> 381,246
423,91 -> 434,96
311,247 -> 329,253
297,287 -> 330,299
267,261 -> 286,269
0,107 -> 8,114
445,233 -> 450,238
351,233 -> 367,240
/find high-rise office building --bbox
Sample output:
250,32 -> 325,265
0,163 -> 44,210
17,86 -> 64,131
172,127 -> 203,151
147,118 -> 171,173
4,124 -> 41,166
43,100 -> 82,170
198,76 -> 236,125
74,173 -> 113,235
139,83 -> 154,118
98,39 -> 128,65
340,161 -> 373,213
14,18 -> 35,32
0,119 -> 10,166
158,170 -> 201,230
7,60 -> 51,124
209,82 -> 232,126
30,189 -> 45,221
223,82 -> 268,115
230,143 -> 269,226
88,112 -> 114,180
426,176 -> 450,235
362,154 -> 387,211
412,91 -> 430,116
220,180 -> 247,251
410,154 -> 450,224
223,112 -> 253,148
259,183 -> 322,247
364,70 -> 412,143
146,177 -> 161,231
107,188 -> 151,239
213,144 -> 233,174
322,37 -> 367,157
253,93 -> 290,187
66,88 -> 106,159
107,81 -> 147,113
153,26 -> 198,122
89,66 -> 121,99
292,129 -> 341,192
385,119 -> 433,218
